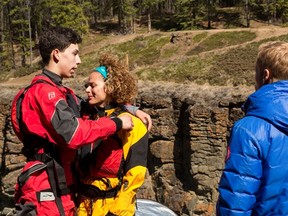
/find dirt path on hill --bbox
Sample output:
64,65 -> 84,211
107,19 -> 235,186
82,25 -> 287,56
198,25 -> 288,56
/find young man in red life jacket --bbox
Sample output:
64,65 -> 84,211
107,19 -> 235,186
76,53 -> 149,216
10,26 -> 151,216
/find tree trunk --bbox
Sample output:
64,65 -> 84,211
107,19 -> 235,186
10,38 -> 16,69
27,0 -> 33,65
21,45 -> 26,67
91,0 -> 97,24
147,10 -> 151,33
272,0 -> 277,23
207,0 -> 211,29
21,26 -> 26,67
7,3 -> 16,69
192,2 -> 197,26
245,0 -> 250,27
131,15 -> 135,33
118,0 -> 125,33
0,4 -> 4,67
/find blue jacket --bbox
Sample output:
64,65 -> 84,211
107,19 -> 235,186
217,81 -> 288,216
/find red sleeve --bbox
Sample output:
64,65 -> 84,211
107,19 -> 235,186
21,83 -> 118,149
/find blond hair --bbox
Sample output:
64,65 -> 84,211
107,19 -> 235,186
257,41 -> 288,80
98,53 -> 137,104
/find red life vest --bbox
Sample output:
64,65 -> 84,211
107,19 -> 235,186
79,135 -> 123,178
76,108 -> 125,199
11,79 -> 80,216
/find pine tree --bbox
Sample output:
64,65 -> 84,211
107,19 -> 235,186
140,0 -> 165,32
42,0 -> 89,34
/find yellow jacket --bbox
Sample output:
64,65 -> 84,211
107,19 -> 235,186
77,107 -> 149,216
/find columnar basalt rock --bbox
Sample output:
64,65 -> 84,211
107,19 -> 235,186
0,81 -> 252,216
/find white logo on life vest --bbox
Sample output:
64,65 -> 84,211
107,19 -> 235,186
48,92 -> 55,100
40,192 -> 55,201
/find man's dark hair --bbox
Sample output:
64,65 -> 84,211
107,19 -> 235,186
39,26 -> 82,65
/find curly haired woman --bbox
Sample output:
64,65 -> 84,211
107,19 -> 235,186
76,53 -> 149,216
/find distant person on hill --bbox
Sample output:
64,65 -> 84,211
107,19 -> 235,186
217,41 -> 288,215
76,53 -> 149,216
10,26 -> 151,216
170,33 -> 178,43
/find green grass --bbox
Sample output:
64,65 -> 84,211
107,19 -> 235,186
80,34 -> 170,76
136,44 -> 257,86
161,46 -> 178,58
277,34 -> 288,41
135,33 -> 288,86
186,31 -> 256,56
112,34 -> 170,67
193,32 -> 208,43
81,32 -> 108,47
136,55 -> 215,84
208,33 -> 288,86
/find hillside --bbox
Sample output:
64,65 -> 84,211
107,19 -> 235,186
1,22 -> 288,216
1,22 -> 288,90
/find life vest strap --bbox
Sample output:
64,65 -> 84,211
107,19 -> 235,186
78,182 -> 120,199
17,162 -> 47,188
17,153 -> 70,216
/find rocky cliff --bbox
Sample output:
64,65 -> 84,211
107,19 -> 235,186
0,80 -> 254,215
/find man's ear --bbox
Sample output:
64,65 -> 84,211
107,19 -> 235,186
263,69 -> 272,84
52,49 -> 60,63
